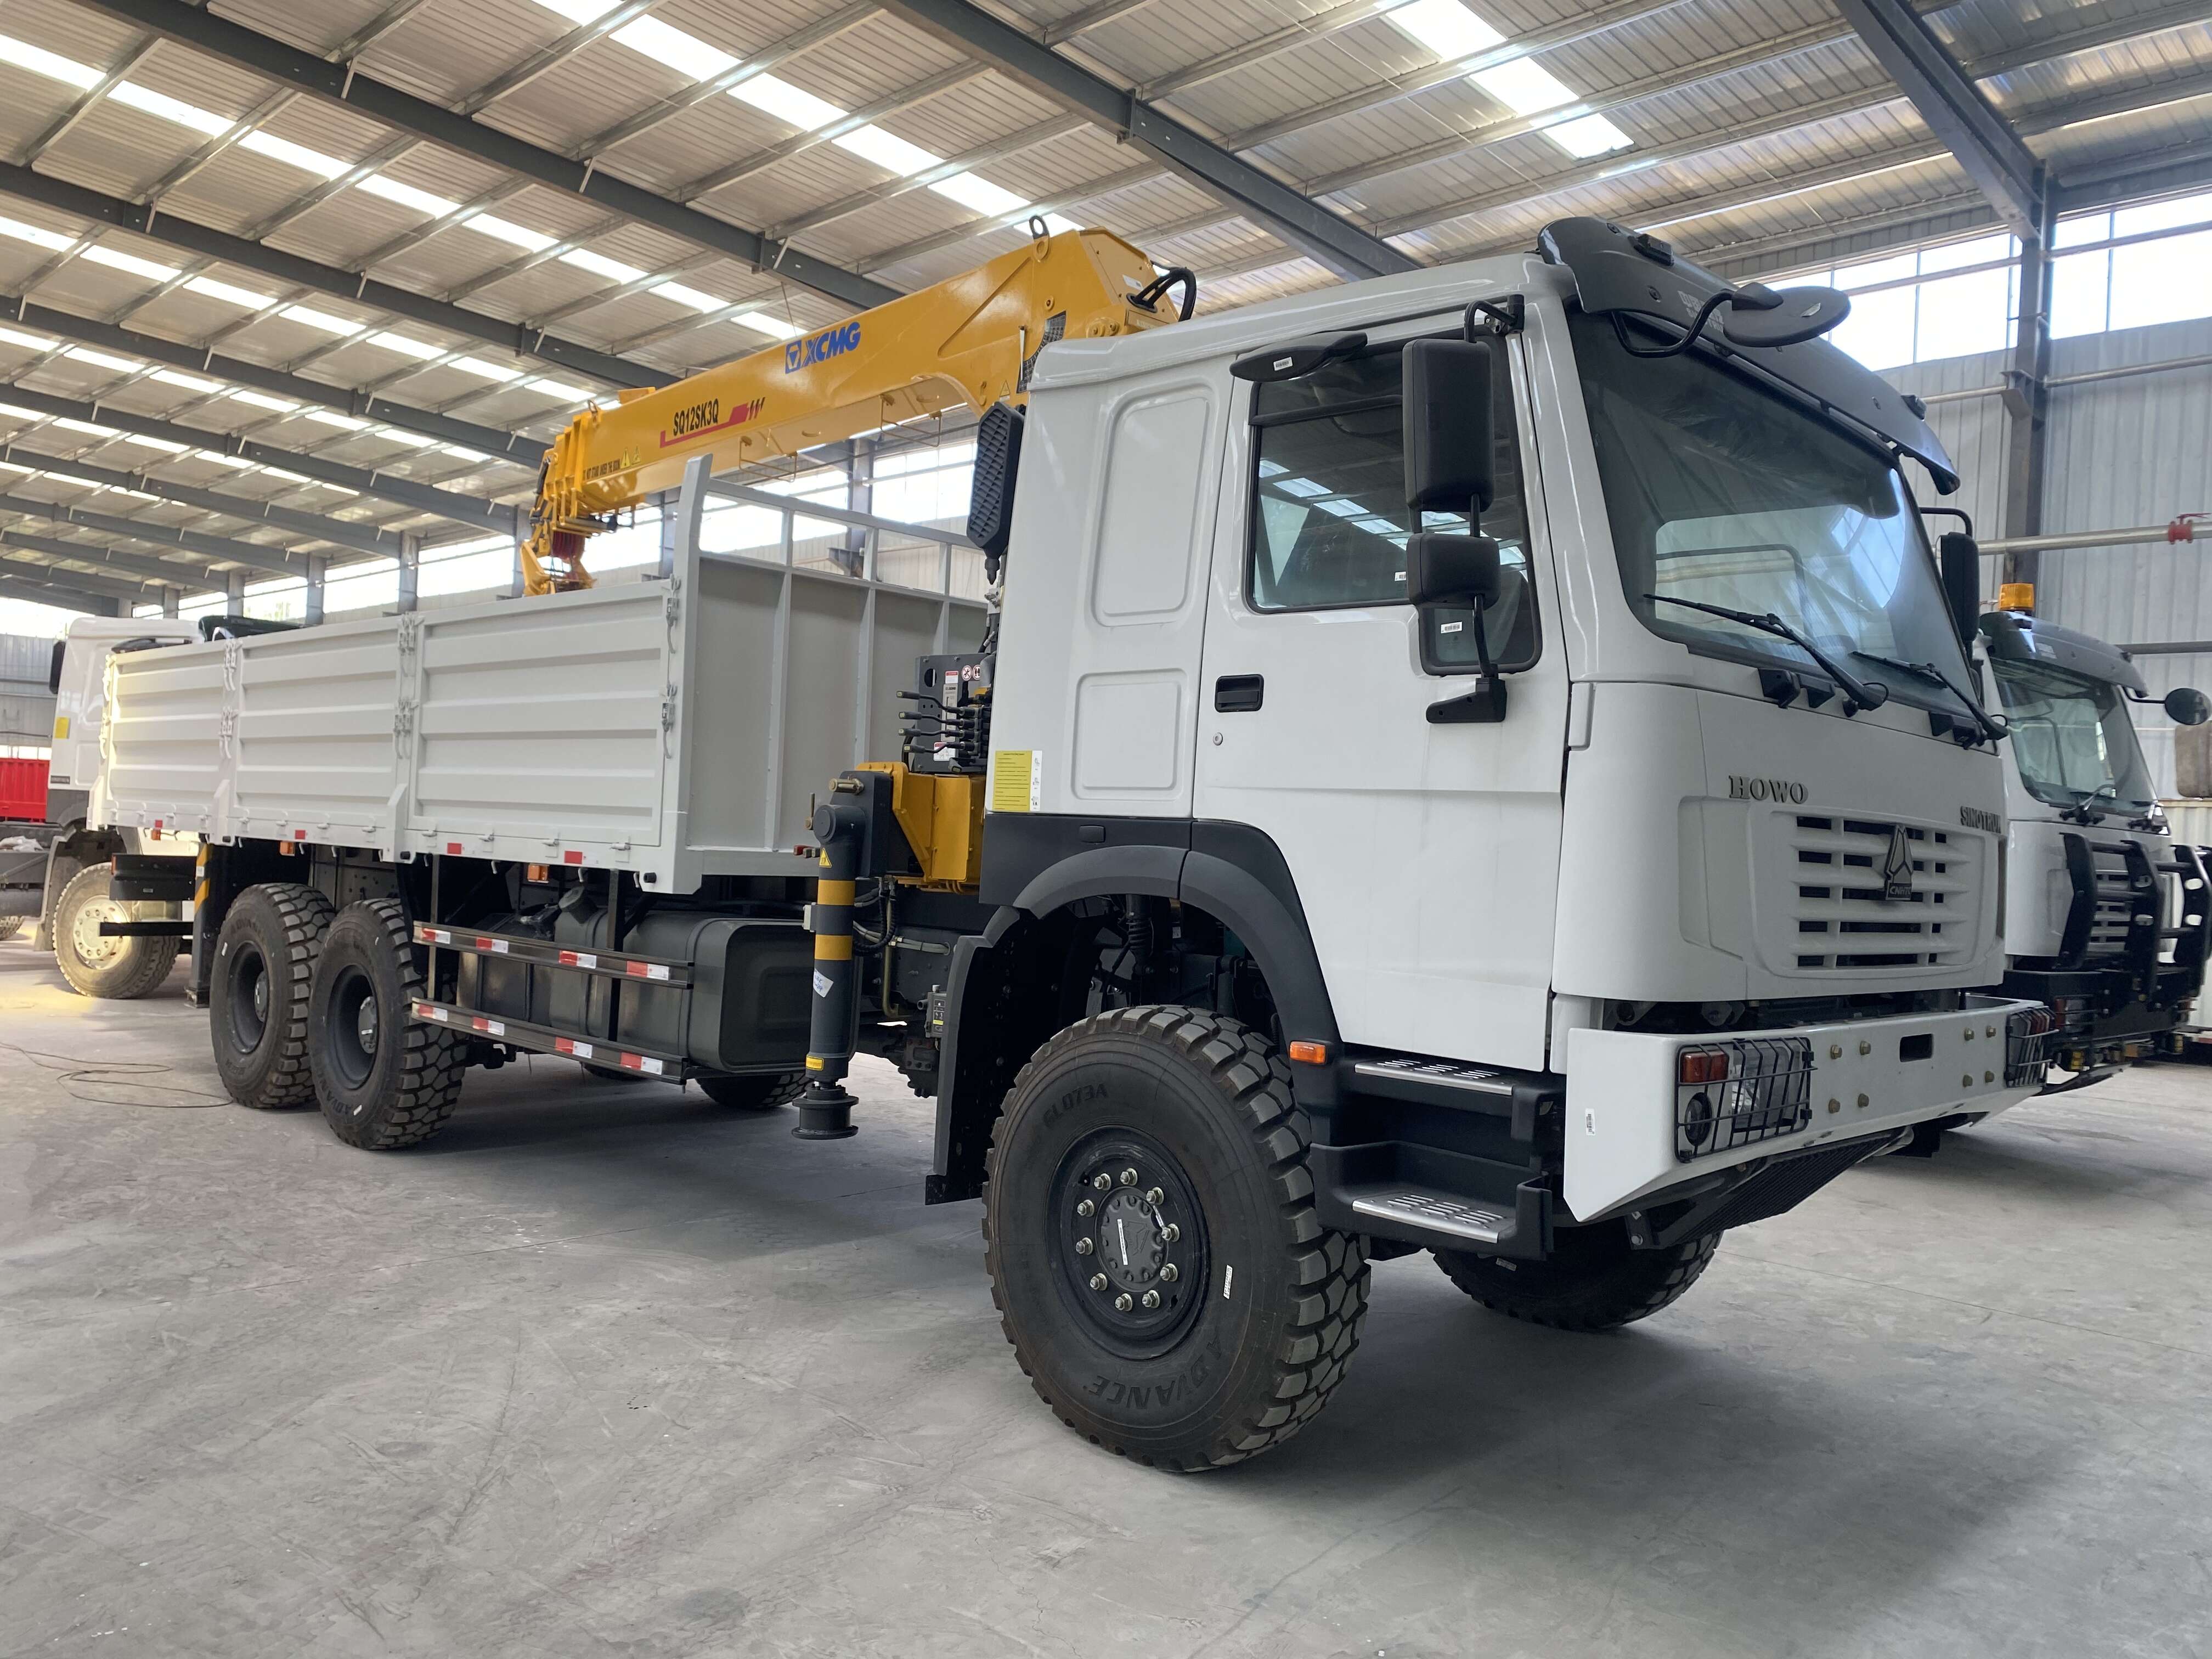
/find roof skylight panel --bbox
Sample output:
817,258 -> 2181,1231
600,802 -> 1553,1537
932,172 -> 1028,217
0,36 -> 101,90
106,81 -> 233,137
1381,1 -> 1633,159
236,132 -> 352,179
652,281 -> 725,312
280,306 -> 367,336
612,16 -> 737,80
64,348 -> 143,374
185,276 -> 278,309
80,247 -> 181,281
561,249 -> 649,283
369,332 -> 445,360
0,326 -> 61,352
473,217 -> 558,253
837,125 -> 944,176
357,176 -> 464,217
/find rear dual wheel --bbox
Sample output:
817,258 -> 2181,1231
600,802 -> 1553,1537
984,1006 -> 1367,1471
211,883 -> 334,1110
308,899 -> 465,1149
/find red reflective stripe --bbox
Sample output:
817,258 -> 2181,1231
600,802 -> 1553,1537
558,950 -> 579,966
563,849 -> 584,865
625,961 -> 648,978
446,842 -> 463,855
475,936 -> 495,949
293,829 -> 307,840
620,1052 -> 644,1070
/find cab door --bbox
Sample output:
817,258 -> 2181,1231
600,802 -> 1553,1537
1192,326 -> 1570,1072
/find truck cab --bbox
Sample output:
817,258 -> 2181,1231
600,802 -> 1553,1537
33,614 -> 202,989
1977,608 -> 2211,1086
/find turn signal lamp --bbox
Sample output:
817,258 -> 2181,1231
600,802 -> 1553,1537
1998,582 -> 2034,613
1678,1049 -> 1730,1085
1288,1041 -> 1329,1065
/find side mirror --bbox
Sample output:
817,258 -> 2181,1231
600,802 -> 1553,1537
1407,534 -> 1509,724
1406,533 -> 1502,607
1402,338 -> 1494,514
48,639 -> 65,695
1938,531 -> 1981,649
2165,687 -> 2212,726
1720,284 -> 1852,348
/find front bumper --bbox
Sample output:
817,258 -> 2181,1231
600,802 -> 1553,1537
1562,994 -> 2049,1219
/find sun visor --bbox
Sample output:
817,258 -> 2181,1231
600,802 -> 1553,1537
1978,612 -> 2148,695
1539,216 -> 1962,494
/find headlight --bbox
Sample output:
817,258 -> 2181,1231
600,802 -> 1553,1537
1675,1037 -> 1813,1163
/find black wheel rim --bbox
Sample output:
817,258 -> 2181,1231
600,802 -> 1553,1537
326,964 -> 379,1090
1049,1127 -> 1211,1358
225,942 -> 269,1054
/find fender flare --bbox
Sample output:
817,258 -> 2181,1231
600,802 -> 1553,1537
1002,837 -> 1339,1046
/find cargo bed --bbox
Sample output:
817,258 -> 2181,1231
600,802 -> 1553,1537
97,485 -> 987,892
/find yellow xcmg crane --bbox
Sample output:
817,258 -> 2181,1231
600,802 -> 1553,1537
522,226 -> 1190,593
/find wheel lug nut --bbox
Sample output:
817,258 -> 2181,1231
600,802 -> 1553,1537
1160,1223 -> 1180,1244
1114,1293 -> 1133,1312
1089,1273 -> 1109,1291
1141,1290 -> 1161,1310
1075,1198 -> 1094,1217
1144,1186 -> 1164,1205
1118,1167 -> 1137,1187
1091,1173 -> 1112,1192
1074,1236 -> 1093,1256
1159,1262 -> 1179,1283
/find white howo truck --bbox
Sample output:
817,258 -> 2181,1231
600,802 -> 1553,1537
94,218 -> 2051,1469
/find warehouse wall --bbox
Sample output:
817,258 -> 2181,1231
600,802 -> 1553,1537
0,630 -> 58,754
1891,316 -> 2212,795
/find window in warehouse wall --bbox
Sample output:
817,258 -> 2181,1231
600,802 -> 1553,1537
2050,191 -> 2212,337
323,558 -> 398,614
245,575 -> 306,620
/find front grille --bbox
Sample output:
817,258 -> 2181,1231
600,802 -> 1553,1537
1788,815 -> 1980,972
2085,843 -> 2136,959
1675,1037 -> 1813,1163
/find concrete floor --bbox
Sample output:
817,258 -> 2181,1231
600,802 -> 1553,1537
4,941 -> 2211,1659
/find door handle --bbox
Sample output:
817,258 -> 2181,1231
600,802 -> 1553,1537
1214,674 -> 1264,713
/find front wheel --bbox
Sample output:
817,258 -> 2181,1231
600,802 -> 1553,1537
1434,1223 -> 1718,1332
308,899 -> 465,1149
984,1006 -> 1367,1471
52,861 -> 179,998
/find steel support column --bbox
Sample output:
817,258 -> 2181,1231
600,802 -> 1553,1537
2002,182 -> 2058,592
397,532 -> 420,613
306,555 -> 325,624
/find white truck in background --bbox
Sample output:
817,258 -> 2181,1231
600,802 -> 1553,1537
1960,606 -> 2210,1107
5,614 -> 204,995
90,218 -> 2057,1469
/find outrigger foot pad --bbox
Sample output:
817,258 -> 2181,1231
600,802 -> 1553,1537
793,1082 -> 859,1140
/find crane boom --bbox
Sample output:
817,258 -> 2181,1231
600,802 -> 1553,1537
524,228 -> 1186,592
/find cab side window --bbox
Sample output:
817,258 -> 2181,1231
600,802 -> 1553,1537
1246,341 -> 1537,672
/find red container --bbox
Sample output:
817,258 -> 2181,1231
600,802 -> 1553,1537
0,757 -> 49,823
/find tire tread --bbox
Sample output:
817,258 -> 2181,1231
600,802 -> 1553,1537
981,1005 -> 1368,1472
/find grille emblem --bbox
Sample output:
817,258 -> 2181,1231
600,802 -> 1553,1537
1881,826 -> 1914,901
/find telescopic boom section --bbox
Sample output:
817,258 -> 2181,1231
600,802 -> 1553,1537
524,228 -> 1182,592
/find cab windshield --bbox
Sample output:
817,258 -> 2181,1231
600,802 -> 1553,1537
1987,656 -> 2156,814
1569,310 -> 1976,711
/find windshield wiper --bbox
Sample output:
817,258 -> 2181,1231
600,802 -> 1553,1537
1853,651 -> 2009,745
1645,594 -> 1889,714
2062,782 -> 2119,825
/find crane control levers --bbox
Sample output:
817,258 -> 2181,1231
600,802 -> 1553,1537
522,226 -> 1192,593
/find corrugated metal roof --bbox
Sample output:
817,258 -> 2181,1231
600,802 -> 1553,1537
0,0 -> 2203,590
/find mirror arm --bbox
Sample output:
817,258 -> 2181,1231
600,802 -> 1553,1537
1463,296 -> 1525,340
1614,291 -> 1736,360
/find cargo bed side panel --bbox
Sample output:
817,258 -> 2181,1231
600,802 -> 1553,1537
408,584 -> 674,874
234,618 -> 402,851
100,641 -> 227,838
